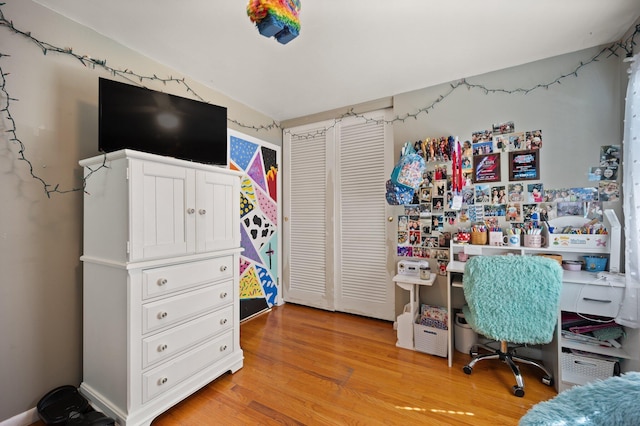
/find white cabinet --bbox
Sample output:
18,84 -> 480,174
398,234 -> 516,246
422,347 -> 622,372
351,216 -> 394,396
79,150 -> 243,426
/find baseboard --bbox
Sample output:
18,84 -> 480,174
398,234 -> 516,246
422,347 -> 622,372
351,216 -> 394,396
0,407 -> 38,426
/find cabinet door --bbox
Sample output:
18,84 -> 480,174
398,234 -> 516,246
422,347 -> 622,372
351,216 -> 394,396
195,170 -> 240,252
130,160 -> 196,260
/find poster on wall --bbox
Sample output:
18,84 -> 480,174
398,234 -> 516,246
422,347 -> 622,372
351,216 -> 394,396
473,153 -> 501,183
509,149 -> 540,181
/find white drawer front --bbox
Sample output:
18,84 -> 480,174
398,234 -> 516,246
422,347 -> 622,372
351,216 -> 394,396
143,281 -> 233,334
142,257 -> 233,300
142,332 -> 233,403
561,283 -> 623,317
142,306 -> 234,368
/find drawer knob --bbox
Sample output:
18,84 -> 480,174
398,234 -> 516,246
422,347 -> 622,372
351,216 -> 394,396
157,311 -> 168,319
157,344 -> 168,352
158,377 -> 168,386
220,345 -> 228,352
187,208 -> 195,214
220,265 -> 228,272
199,209 -> 207,215
220,292 -> 228,299
220,318 -> 228,325
157,278 -> 168,286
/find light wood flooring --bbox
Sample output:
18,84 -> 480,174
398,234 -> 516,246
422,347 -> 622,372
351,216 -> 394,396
35,303 -> 558,425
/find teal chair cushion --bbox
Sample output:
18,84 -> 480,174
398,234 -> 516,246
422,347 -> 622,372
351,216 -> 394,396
463,255 -> 562,344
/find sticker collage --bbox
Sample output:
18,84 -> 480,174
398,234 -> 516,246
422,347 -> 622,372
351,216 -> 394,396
396,121 -> 621,275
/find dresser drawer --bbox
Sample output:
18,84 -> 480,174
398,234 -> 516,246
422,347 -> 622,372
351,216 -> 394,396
142,257 -> 233,300
561,282 -> 623,317
142,281 -> 233,334
142,306 -> 233,368
142,332 -> 233,403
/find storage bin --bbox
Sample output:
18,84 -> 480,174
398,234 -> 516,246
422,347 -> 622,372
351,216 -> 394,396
583,256 -> 608,272
414,322 -> 447,357
454,312 -> 477,354
561,352 -> 619,385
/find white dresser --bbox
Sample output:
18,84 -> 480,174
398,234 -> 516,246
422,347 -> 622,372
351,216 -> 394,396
79,149 -> 244,426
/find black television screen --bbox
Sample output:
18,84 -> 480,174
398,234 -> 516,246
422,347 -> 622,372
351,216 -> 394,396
99,77 -> 228,165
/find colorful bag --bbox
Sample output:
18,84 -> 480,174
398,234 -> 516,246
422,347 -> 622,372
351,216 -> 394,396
390,142 -> 425,189
385,179 -> 415,205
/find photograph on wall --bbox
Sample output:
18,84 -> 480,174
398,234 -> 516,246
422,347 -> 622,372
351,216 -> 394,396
557,201 -> 585,217
589,166 -> 618,181
527,183 -> 544,203
484,204 -> 506,217
433,179 -> 447,197
468,205 -> 485,222
462,140 -> 473,157
585,201 -> 604,221
432,197 -> 444,213
409,230 -> 420,245
473,153 -> 501,183
599,181 -> 620,201
462,187 -> 475,206
420,219 -> 431,235
398,231 -> 409,246
525,130 -> 543,149
508,183 -> 525,202
398,215 -> 408,231
522,204 -> 538,222
462,156 -> 472,172
472,129 -> 493,142
493,121 -> 516,135
404,205 -> 421,216
569,187 -> 599,201
431,214 -> 444,232
509,150 -> 539,181
507,132 -> 527,151
538,202 -> 557,221
472,141 -> 494,156
419,186 -> 432,203
506,203 -> 522,222
444,210 -> 458,225
494,134 -> 508,152
600,145 -> 621,167
491,185 -> 507,204
408,216 -> 420,231
397,246 -> 412,257
474,184 -> 491,203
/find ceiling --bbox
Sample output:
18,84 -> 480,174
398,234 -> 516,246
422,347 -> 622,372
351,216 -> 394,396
33,0 -> 640,121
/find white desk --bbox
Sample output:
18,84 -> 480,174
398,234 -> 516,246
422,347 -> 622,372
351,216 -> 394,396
393,273 -> 437,350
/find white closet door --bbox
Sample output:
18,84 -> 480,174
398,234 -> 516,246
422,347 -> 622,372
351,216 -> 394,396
283,122 -> 334,310
283,110 -> 394,320
335,112 -> 394,320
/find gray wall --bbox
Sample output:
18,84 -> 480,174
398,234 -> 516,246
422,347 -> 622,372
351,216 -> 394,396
0,1 -> 280,422
391,46 -> 626,314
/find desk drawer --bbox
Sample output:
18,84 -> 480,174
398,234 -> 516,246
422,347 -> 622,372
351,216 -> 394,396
142,281 -> 233,334
142,332 -> 233,403
561,282 -> 623,317
142,257 -> 233,300
142,306 -> 233,368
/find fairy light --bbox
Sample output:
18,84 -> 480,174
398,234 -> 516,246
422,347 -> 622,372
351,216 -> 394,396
0,2 -> 638,196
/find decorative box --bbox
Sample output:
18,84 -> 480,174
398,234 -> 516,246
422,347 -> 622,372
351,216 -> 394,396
548,234 -> 609,249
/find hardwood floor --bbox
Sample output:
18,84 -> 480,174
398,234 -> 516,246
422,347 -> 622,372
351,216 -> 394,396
33,303 -> 557,425
151,303 -> 555,425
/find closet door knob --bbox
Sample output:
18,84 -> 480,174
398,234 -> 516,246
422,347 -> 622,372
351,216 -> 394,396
199,209 -> 206,215
187,208 -> 195,214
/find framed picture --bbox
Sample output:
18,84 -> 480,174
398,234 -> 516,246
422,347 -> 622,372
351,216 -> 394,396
473,153 -> 501,183
509,149 -> 540,181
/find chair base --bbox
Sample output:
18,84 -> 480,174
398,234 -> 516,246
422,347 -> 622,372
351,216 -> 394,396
462,341 -> 553,397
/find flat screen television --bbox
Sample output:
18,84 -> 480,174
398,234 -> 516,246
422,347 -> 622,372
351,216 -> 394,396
98,77 -> 228,165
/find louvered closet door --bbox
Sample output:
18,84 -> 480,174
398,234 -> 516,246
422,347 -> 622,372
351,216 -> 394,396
283,123 -> 334,310
335,112 -> 394,320
283,110 -> 394,320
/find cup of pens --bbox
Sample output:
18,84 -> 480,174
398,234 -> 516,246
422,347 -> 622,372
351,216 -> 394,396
524,234 -> 546,248
470,230 -> 487,245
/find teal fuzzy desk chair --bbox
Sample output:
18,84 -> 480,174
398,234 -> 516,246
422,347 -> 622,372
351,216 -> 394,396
461,255 -> 563,397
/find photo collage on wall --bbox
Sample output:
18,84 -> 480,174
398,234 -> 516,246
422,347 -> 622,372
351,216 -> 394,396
397,121 -> 621,269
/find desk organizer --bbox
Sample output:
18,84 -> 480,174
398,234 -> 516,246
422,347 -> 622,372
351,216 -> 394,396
548,234 -> 609,249
584,256 -> 608,272
470,231 -> 487,245
414,323 -> 447,357
561,352 -> 618,385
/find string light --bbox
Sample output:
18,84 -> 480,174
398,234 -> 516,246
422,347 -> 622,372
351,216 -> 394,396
0,3 -> 638,196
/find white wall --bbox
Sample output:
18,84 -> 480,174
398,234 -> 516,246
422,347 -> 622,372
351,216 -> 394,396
0,1 -> 280,422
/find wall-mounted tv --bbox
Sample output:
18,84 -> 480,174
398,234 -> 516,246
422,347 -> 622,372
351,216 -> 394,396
99,77 -> 228,165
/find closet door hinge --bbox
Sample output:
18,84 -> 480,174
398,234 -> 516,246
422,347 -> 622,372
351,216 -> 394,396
126,241 -> 130,254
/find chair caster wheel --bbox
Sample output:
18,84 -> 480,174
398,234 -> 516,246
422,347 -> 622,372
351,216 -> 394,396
542,376 -> 553,386
463,365 -> 473,375
513,386 -> 525,397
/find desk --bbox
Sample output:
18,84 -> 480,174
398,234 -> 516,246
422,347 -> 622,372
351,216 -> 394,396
393,273 -> 436,350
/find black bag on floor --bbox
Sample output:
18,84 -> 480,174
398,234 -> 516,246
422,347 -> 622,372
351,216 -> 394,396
37,385 -> 115,425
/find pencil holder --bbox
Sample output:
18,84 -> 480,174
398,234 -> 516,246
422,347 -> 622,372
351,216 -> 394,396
470,231 -> 487,245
